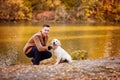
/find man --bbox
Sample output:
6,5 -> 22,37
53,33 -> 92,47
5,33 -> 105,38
23,24 -> 52,65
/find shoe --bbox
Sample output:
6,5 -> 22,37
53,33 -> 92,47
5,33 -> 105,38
31,58 -> 34,63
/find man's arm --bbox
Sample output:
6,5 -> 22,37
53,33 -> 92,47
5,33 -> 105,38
33,35 -> 47,51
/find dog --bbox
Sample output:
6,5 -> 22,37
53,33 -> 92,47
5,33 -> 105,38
51,39 -> 72,65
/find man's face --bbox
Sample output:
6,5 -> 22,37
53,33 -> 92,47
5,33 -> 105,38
42,27 -> 50,36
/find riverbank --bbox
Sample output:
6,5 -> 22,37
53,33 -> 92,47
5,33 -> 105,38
0,56 -> 120,80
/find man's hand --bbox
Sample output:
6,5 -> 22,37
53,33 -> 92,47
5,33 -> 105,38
48,46 -> 52,50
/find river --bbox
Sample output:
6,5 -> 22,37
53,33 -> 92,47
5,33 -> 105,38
0,23 -> 120,65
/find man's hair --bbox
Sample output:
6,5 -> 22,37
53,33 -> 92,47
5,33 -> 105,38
43,24 -> 50,27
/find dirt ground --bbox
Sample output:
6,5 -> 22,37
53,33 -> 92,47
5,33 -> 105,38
0,56 -> 120,80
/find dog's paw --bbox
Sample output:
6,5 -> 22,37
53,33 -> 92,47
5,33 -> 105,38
54,62 -> 59,65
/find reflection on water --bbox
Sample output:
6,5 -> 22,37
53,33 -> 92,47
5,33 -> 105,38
0,24 -> 120,65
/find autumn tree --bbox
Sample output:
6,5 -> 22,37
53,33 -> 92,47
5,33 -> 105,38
0,0 -> 32,21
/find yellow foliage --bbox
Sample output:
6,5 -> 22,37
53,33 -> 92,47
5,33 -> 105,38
54,0 -> 61,5
71,50 -> 88,60
0,0 -> 119,23
82,0 -> 87,2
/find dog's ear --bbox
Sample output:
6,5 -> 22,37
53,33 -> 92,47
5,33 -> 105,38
58,40 -> 61,46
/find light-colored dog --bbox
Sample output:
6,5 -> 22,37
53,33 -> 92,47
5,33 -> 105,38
51,39 -> 72,65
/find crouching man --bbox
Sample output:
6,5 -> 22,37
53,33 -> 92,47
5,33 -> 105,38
23,24 -> 52,65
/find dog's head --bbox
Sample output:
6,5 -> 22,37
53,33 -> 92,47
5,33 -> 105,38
51,39 -> 61,46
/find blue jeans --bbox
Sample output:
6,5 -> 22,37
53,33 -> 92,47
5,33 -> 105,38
26,46 -> 52,65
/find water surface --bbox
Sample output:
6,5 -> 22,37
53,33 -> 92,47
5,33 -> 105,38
0,24 -> 120,64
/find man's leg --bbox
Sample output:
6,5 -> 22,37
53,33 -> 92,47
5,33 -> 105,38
33,51 -> 41,65
33,51 -> 52,65
29,46 -> 52,65
32,46 -> 41,65
39,51 -> 52,61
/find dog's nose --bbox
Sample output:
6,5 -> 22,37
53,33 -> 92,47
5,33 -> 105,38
53,42 -> 55,45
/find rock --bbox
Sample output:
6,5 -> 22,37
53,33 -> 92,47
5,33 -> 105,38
0,56 -> 120,80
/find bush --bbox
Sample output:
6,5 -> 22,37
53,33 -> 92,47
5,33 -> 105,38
71,50 -> 88,60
